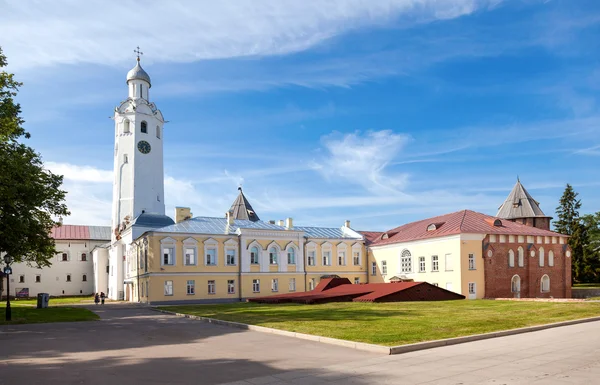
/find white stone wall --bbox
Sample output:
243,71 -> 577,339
2,240 -> 107,298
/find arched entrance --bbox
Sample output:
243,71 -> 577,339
511,275 -> 521,298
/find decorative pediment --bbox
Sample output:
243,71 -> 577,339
224,238 -> 238,247
306,241 -> 317,250
284,241 -> 297,251
247,239 -> 262,250
183,237 -> 198,245
351,242 -> 362,249
266,241 -> 281,251
321,241 -> 332,249
336,242 -> 347,249
204,237 -> 218,246
160,237 -> 176,245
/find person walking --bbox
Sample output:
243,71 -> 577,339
94,293 -> 100,305
100,292 -> 105,305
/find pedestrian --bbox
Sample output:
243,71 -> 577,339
100,292 -> 105,305
94,293 -> 100,305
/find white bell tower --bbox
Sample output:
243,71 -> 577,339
111,49 -> 166,240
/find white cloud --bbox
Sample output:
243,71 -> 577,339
313,130 -> 411,194
46,162 -> 113,183
2,0 -> 499,70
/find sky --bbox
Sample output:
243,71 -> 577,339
1,0 -> 600,231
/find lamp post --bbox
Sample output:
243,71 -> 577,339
3,255 -> 13,321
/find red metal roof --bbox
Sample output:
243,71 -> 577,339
51,225 -> 90,240
361,210 -> 567,247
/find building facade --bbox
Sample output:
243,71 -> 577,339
122,192 -> 366,304
1,225 -> 110,298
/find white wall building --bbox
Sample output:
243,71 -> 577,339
2,225 -> 110,298
94,55 -> 174,301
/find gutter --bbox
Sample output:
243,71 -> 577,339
238,235 -> 242,302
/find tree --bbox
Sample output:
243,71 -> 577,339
554,184 -> 585,283
0,46 -> 69,267
581,213 -> 600,282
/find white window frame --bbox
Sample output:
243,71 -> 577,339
508,249 -> 515,267
549,250 -> 554,267
541,274 -> 550,293
468,282 -> 475,295
354,277 -> 360,284
307,250 -> 316,266
468,253 -> 476,270
539,247 -> 545,267
431,255 -> 439,272
227,279 -> 235,294
322,242 -> 332,266
204,238 -> 219,266
517,246 -> 524,267
309,278 -> 315,291
160,237 -> 176,266
352,243 -> 362,266
401,250 -> 412,273
269,246 -> 279,265
337,243 -> 347,266
419,256 -> 426,273
382,260 -> 388,275
371,261 -> 377,276
164,280 -> 173,296
444,254 -> 452,272
183,237 -> 198,266
511,274 -> 521,293
250,245 -> 260,265
186,280 -> 195,295
252,279 -> 260,293
289,278 -> 296,292
287,245 -> 296,265
208,280 -> 216,295
225,239 -> 238,266
271,278 -> 279,292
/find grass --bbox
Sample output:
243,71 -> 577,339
573,283 -> 600,289
160,300 -> 600,346
11,295 -> 94,306
0,301 -> 99,325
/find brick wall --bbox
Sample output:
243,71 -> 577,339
483,236 -> 571,299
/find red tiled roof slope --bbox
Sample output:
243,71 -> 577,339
50,225 -> 111,240
361,210 -> 567,247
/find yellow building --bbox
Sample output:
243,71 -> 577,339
124,188 -> 366,304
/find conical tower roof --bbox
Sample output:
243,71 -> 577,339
229,187 -> 260,222
496,179 -> 550,219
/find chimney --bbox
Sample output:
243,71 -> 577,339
175,207 -> 192,224
226,211 -> 234,226
344,220 -> 351,228
285,217 -> 293,229
269,220 -> 276,224
277,220 -> 284,226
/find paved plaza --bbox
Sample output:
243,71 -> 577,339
1,306 -> 600,384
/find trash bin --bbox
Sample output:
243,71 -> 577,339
37,293 -> 50,309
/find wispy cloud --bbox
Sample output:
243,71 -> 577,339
312,130 -> 412,194
2,0 -> 500,71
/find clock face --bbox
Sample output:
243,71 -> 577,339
137,140 -> 151,154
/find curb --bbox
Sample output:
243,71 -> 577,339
151,308 -> 600,355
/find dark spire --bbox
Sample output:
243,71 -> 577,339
229,188 -> 260,222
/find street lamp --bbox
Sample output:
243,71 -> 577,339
3,254 -> 13,321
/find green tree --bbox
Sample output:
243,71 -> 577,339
554,184 -> 585,283
0,46 -> 69,267
581,213 -> 600,282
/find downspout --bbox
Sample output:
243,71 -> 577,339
238,234 -> 242,302
366,245 -> 370,284
303,237 -> 308,292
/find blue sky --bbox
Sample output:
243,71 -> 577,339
2,0 -> 599,230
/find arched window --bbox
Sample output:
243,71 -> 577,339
508,249 -> 515,267
141,121 -> 148,134
269,247 -> 278,265
400,249 -> 412,273
250,246 -> 259,265
123,119 -> 130,133
541,274 -> 550,292
517,246 -> 524,267
156,125 -> 161,139
539,247 -> 545,267
511,275 -> 520,293
548,250 -> 554,267
287,247 -> 296,264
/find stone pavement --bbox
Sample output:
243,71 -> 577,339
1,305 -> 600,384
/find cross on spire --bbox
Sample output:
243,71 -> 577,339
134,46 -> 143,61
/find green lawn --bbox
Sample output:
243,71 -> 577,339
0,302 -> 99,325
573,283 -> 600,288
160,301 -> 600,346
11,295 -> 94,306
